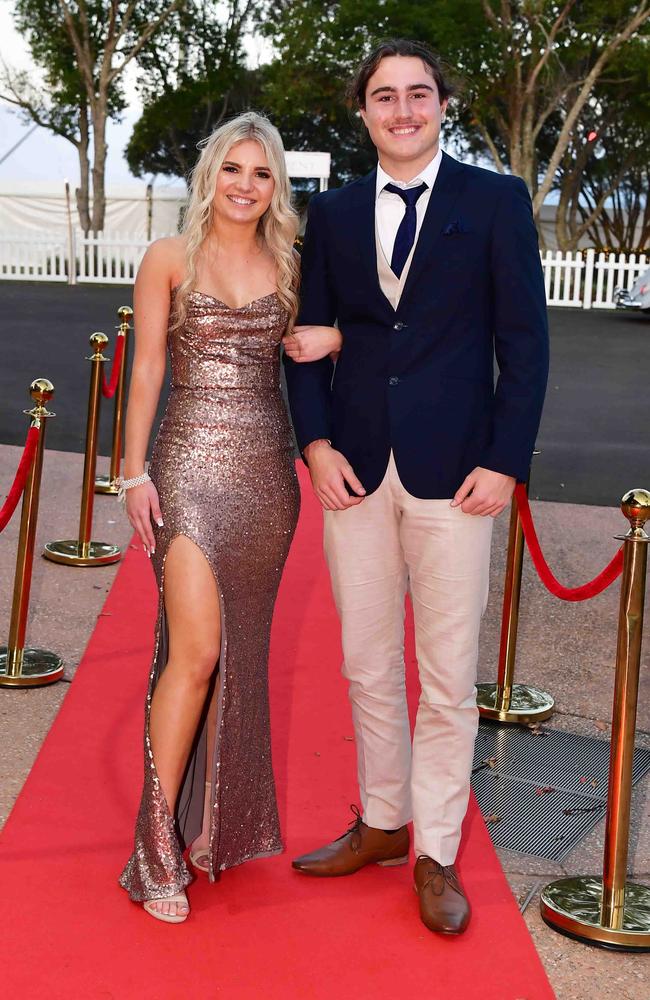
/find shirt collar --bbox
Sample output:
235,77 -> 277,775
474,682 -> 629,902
376,147 -> 443,200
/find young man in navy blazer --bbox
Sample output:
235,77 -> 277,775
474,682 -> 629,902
283,39 -> 548,936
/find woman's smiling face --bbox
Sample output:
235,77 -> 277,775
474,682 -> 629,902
213,139 -> 275,225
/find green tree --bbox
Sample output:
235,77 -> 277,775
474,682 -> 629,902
127,1 -> 263,179
1,1 -> 182,232
457,2 -> 650,218
258,0 -> 423,186
552,40 -> 650,250
260,0 -> 650,248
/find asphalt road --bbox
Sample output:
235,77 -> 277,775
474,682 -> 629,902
0,280 -> 648,506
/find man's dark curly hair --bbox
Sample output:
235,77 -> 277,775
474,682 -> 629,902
348,38 -> 456,109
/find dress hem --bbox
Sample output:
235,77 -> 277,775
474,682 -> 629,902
211,842 -> 284,881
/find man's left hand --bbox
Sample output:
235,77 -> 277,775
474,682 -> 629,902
451,467 -> 516,517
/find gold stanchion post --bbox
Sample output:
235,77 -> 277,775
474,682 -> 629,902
0,379 -> 64,687
43,333 -> 121,567
476,465 -> 554,724
540,488 -> 650,950
95,305 -> 132,495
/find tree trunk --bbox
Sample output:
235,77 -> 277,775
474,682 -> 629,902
90,108 -> 108,234
554,183 -> 573,252
75,105 -> 91,234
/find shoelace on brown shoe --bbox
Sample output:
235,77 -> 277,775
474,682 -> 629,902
334,804 -> 364,852
416,855 -> 463,897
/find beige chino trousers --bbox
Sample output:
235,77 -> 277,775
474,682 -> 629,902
324,453 -> 493,866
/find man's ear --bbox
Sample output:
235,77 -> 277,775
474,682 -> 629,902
358,105 -> 368,128
441,98 -> 449,121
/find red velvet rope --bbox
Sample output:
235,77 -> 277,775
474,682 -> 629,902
101,334 -> 125,399
0,426 -> 39,532
514,484 -> 624,602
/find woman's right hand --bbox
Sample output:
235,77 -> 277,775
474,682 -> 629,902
125,480 -> 163,556
282,325 -> 342,362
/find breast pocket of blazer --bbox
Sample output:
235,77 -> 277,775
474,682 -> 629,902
440,232 -> 480,270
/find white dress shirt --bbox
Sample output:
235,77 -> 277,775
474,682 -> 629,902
375,148 -> 443,264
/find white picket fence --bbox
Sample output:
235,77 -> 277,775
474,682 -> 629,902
77,233 -> 153,284
0,232 -> 647,308
0,234 -> 69,282
541,248 -> 648,310
0,231 -> 157,285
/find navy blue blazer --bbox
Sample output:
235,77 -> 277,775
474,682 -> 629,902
284,152 -> 549,498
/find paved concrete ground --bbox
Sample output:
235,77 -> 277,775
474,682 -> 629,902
0,281 -> 648,505
1,283 -> 649,998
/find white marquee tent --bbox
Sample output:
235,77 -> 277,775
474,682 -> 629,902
0,151 -> 331,238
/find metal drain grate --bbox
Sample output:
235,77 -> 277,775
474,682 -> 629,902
471,722 -> 650,861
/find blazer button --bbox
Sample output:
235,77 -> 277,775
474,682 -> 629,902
388,376 -> 400,386
393,321 -> 406,331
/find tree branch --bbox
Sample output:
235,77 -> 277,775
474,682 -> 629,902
482,1 -> 499,28
107,0 -> 183,85
525,0 -> 577,98
0,91 -> 80,146
57,0 -> 94,94
533,3 -> 650,213
98,0 -> 136,95
531,80 -> 584,142
573,163 -> 631,243
473,117 -> 506,173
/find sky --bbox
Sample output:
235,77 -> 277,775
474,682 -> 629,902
0,3 -> 272,188
0,4 -> 144,184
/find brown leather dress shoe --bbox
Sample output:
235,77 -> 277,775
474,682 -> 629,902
292,806 -> 410,876
414,855 -> 471,934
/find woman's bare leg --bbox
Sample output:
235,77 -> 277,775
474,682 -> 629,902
148,536 -> 221,915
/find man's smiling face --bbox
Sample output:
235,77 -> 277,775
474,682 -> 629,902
359,55 -> 447,176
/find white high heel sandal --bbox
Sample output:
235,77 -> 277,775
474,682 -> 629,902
143,891 -> 190,924
189,780 -> 212,875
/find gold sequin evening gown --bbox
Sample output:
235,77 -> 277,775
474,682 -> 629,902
119,289 -> 300,901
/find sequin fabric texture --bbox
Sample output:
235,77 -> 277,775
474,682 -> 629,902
119,289 -> 300,901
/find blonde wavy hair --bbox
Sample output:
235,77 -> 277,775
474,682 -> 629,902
172,111 -> 299,330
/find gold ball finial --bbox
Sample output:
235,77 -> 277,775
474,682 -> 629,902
89,332 -> 109,359
118,305 -> 133,319
89,332 -> 108,349
30,378 -> 54,406
621,489 -> 650,531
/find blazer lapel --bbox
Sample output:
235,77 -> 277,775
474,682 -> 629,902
348,169 -> 394,312
398,152 -> 466,310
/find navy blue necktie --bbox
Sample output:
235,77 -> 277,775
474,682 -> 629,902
384,182 -> 428,278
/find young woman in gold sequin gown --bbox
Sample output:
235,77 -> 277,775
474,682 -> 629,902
118,113 -> 341,923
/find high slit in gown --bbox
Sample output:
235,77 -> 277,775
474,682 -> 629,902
119,288 -> 300,901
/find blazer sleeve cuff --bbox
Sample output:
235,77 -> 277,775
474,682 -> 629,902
479,446 -> 532,484
295,422 -> 334,457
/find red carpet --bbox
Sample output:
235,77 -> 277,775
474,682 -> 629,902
2,464 -> 555,999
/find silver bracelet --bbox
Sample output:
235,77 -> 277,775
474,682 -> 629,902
117,472 -> 151,503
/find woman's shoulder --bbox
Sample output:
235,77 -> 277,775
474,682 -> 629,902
144,235 -> 186,266
137,236 -> 186,289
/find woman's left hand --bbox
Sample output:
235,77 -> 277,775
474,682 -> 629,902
282,325 -> 342,362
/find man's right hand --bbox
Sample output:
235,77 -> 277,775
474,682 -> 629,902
304,440 -> 366,510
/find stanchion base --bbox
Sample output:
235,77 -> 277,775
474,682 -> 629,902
541,876 -> 650,951
476,682 -> 554,724
95,475 -> 120,495
43,540 -> 122,567
0,647 -> 64,687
